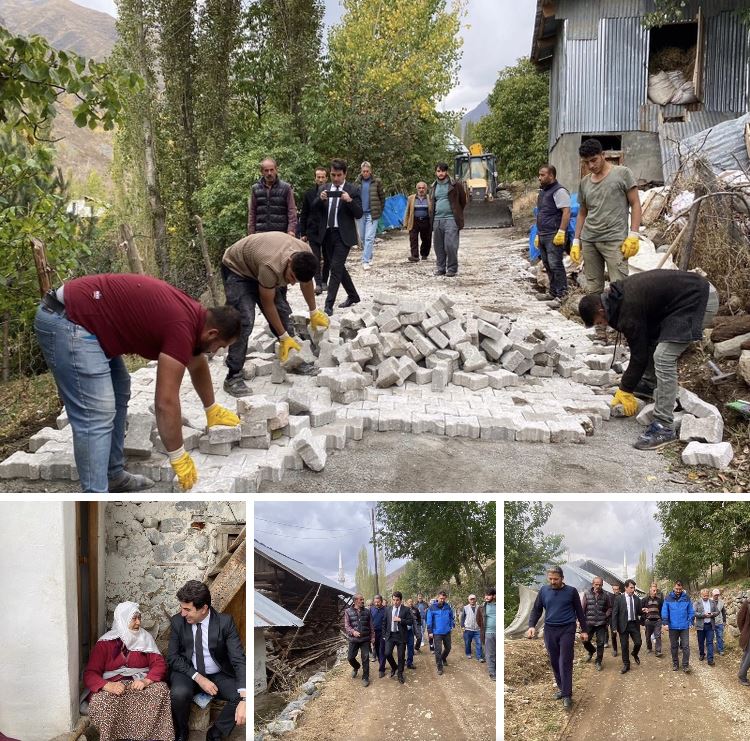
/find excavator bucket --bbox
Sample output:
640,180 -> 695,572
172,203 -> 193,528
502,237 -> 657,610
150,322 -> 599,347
455,151 -> 514,228
463,194 -> 514,229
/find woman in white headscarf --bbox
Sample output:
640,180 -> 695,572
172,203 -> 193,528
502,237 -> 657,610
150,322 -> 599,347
83,601 -> 174,741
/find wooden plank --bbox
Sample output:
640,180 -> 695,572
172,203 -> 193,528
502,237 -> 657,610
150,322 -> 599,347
210,539 -> 246,612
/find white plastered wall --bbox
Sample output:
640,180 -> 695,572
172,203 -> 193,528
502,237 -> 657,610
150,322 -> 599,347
0,502 -> 79,739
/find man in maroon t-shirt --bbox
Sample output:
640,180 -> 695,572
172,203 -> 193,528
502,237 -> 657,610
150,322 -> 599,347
34,274 -> 242,493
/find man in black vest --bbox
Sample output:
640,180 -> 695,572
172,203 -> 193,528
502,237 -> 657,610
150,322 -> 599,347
534,164 -> 571,300
299,166 -> 329,295
383,590 -> 413,684
168,580 -> 246,741
344,593 -> 374,687
581,577 -> 613,671
578,270 -> 718,450
314,158 -> 363,316
612,579 -> 643,674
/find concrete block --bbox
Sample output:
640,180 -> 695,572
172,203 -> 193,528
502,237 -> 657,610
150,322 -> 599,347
411,413 -> 445,435
442,319 -> 470,348
452,371 -> 489,390
563,399 -> 612,421
381,332 -> 409,357
56,408 -> 69,429
430,365 -> 451,391
291,428 -> 327,471
376,357 -> 401,388
515,358 -> 535,375
271,362 -> 288,384
512,341 -> 539,360
571,368 -> 618,386
318,423 -> 347,450
677,387 -> 722,419
396,356 -> 419,383
207,424 -> 242,445
249,357 -> 275,376
198,436 -> 232,456
355,328 -> 381,348
240,419 -> 267,437
350,347 -> 374,366
287,415 -> 311,436
286,389 -> 316,414
714,332 -> 750,360
332,344 -> 353,365
397,300 -> 426,314
426,327 -> 450,349
476,319 -> 506,342
268,403 -> 290,431
474,308 -> 508,329
405,343 -> 423,362
739,350 -> 750,385
480,335 -> 511,361
400,311 -> 427,325
500,349 -> 525,373
611,398 -> 647,418
414,368 -> 433,385
547,418 -> 586,444
28,426 -> 72,453
444,415 -> 480,438
530,365 -> 553,378
479,416 -> 521,441
331,389 -> 365,404
346,408 -> 379,431
679,413 -> 724,444
340,313 -> 364,330
374,291 -> 400,305
481,369 -> 519,389
516,421 -> 551,443
556,358 -> 581,378
124,413 -> 155,458
463,352 -> 488,373
0,450 -> 42,479
237,397 -> 277,421
584,354 -> 612,371
374,307 -> 399,328
681,441 -> 733,470
378,410 -> 412,432
309,404 -> 337,427
340,416 -> 365,441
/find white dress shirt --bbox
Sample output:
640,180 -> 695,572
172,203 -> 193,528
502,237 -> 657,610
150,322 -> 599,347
190,611 -> 246,694
626,594 -> 635,621
391,606 -> 399,632
327,182 -> 346,228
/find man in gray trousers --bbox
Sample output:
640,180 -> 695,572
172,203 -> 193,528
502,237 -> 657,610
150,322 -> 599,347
429,162 -> 467,277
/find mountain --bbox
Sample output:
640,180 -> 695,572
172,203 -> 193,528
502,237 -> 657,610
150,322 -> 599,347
0,0 -> 118,191
462,97 -> 490,127
0,0 -> 117,59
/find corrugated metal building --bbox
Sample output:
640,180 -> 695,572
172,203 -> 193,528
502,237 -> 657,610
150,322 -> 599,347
531,0 -> 750,188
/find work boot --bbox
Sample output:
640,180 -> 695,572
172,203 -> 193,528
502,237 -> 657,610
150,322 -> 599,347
108,471 -> 154,493
634,421 -> 677,451
223,376 -> 253,397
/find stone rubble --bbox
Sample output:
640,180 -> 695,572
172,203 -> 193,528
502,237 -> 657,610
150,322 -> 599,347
0,291 -> 734,488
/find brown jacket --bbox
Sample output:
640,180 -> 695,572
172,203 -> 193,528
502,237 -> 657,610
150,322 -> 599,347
404,193 -> 433,231
738,599 -> 750,650
429,176 -> 467,230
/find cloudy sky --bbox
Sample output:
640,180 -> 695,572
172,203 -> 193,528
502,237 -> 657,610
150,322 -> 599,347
541,501 -> 664,579
254,500 -> 408,589
71,0 -> 535,113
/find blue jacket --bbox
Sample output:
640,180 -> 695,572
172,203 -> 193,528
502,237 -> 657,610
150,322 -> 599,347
369,605 -> 386,633
426,601 -> 455,635
661,590 -> 694,630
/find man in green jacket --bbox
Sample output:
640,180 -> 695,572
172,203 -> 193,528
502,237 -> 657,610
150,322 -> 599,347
355,161 -> 386,270
429,162 -> 467,278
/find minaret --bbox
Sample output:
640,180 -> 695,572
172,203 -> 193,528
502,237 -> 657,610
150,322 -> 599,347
337,550 -> 345,585
623,551 -> 628,579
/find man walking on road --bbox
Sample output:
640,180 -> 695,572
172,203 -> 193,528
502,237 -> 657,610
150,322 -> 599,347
527,567 -> 588,710
344,594 -> 373,687
355,161 -> 385,269
429,162 -> 467,277
662,580 -> 695,673
369,594 -> 387,677
404,182 -> 433,262
578,270 -> 718,450
415,594 -> 429,652
461,594 -> 484,662
581,577 -> 613,671
608,583 -> 621,656
694,588 -> 719,666
642,583 -> 664,657
383,591 -> 413,684
713,588 -> 727,656
427,591 -> 455,676
299,167 -> 329,294
571,138 -> 641,293
480,587 -> 496,681
534,164 -> 571,300
34,274 -> 241,493
737,596 -> 750,686
405,598 -> 421,669
221,233 -> 328,396
612,579 -> 642,674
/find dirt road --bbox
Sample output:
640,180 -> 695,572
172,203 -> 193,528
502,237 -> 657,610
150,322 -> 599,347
286,630 -> 495,740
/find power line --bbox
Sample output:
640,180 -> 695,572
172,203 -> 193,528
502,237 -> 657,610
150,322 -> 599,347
254,527 -> 359,541
254,515 -> 368,532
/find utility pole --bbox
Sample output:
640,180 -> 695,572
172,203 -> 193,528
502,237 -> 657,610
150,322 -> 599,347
371,508 -> 379,591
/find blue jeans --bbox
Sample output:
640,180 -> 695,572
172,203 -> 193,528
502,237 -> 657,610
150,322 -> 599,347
697,624 -> 715,661
538,234 -> 568,297
406,628 -> 415,666
357,213 -> 378,264
714,623 -> 725,653
464,629 -> 483,659
34,305 -> 130,492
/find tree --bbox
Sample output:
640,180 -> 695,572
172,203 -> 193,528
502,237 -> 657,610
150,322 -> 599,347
354,545 -> 376,598
377,547 -> 387,596
635,549 -> 651,591
474,58 -> 549,182
504,501 -> 564,625
643,1 -> 750,28
393,560 -> 443,600
376,501 -> 495,588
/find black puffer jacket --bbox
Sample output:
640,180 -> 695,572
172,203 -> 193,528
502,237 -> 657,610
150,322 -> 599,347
249,177 -> 294,233
605,270 -> 709,392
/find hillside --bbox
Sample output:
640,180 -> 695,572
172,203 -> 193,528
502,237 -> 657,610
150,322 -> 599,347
462,96 -> 489,127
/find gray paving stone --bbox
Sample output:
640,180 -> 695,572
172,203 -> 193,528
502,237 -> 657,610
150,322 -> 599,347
124,413 -> 155,458
411,412 -> 445,435
480,335 -> 511,360
547,418 -> 586,444
516,420 -> 551,443
291,428 -> 327,471
444,415 -> 480,438
28,426 -> 73,453
681,441 -> 734,470
207,424 -> 242,444
452,371 -> 489,390
571,368 -> 618,386
679,413 -> 724,444
198,437 -> 233,456
530,365 -> 553,378
376,357 -> 401,387
237,397 -> 277,421
479,369 -> 519,389
478,415 -> 521,441
677,387 -> 722,419
0,450 -> 42,479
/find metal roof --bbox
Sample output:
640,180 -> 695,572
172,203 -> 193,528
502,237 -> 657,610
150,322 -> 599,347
573,558 -> 625,587
254,590 -> 304,629
254,539 -> 356,596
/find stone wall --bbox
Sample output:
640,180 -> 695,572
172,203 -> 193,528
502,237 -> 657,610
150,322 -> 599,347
104,501 -> 246,641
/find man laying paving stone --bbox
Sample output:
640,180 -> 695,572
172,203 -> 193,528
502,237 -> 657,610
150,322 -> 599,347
221,232 -> 330,396
34,274 -> 242,492
578,269 -> 719,450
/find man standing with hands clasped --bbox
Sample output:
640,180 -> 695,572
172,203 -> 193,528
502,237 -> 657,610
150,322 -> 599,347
382,591 -> 413,684
612,579 -> 643,674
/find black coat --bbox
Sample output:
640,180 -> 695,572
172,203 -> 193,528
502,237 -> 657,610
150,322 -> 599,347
612,593 -> 643,634
299,184 -> 325,244
605,270 -> 709,392
382,604 -> 413,643
167,608 -> 246,687
313,182 -> 363,247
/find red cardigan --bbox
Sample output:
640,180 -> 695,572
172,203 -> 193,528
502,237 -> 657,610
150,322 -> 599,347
84,638 -> 167,693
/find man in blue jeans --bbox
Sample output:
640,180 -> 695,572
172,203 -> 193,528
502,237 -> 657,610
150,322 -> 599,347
480,587 -> 496,680
534,164 -> 571,300
426,591 -> 455,675
712,588 -> 726,656
34,274 -> 241,493
355,161 -> 385,270
414,593 -> 429,651
461,594 -> 484,661
527,567 -> 588,710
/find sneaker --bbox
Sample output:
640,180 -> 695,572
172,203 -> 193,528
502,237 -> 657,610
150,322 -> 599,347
632,380 -> 656,402
595,662 -> 602,671
585,651 -> 594,663
445,272 -> 457,277
699,655 -> 705,661
683,666 -> 691,674
421,256 -> 429,261
378,671 -> 385,678
442,657 -> 448,665
362,262 -> 371,270
655,652 -> 663,658
739,678 -> 750,686
351,668 -> 358,678
479,658 -> 486,663
673,664 -> 679,672
223,376 -> 253,397
437,669 -> 443,676
108,471 -> 154,493
288,361 -> 319,376
362,678 -> 369,687
535,293 -> 555,301
634,421 -> 677,451
708,660 -> 715,666
563,698 -> 572,710
553,691 -> 563,700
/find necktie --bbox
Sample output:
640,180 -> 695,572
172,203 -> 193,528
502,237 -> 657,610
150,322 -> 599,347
327,189 -> 337,228
195,622 -> 206,676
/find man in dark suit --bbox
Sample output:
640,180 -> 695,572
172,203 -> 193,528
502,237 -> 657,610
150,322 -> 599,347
299,166 -> 329,294
168,580 -> 246,741
612,578 -> 643,674
383,590 -> 413,684
315,158 -> 363,316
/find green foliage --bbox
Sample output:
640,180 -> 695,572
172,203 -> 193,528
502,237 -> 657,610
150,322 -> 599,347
354,545 -> 377,598
635,549 -> 652,592
643,1 -> 750,29
475,58 -> 549,182
377,547 -> 387,596
393,560 -> 443,600
376,501 -> 496,589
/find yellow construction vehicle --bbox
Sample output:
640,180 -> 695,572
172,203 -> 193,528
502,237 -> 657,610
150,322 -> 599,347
454,144 -> 513,228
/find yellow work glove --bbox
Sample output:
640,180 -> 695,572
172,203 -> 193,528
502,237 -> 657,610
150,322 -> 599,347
205,402 -> 240,428
553,229 -> 566,246
309,309 -> 330,332
168,447 -> 197,491
570,238 -> 581,263
611,389 -> 638,416
278,332 -> 301,363
621,231 -> 640,259
533,234 -> 539,248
